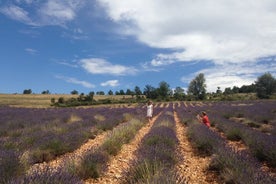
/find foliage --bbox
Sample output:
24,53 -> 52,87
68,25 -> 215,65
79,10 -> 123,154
41,90 -> 50,94
23,89 -> 32,94
256,72 -> 276,99
71,90 -> 78,95
173,86 -> 186,100
187,73 -> 207,100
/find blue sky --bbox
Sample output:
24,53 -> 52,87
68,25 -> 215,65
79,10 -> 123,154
1,0 -> 276,94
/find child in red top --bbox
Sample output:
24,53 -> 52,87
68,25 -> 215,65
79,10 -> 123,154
197,111 -> 210,128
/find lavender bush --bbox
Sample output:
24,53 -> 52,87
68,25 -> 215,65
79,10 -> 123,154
125,109 -> 187,183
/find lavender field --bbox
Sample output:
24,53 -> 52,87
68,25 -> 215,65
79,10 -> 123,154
0,100 -> 275,183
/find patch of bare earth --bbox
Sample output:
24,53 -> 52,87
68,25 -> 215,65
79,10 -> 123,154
173,110 -> 220,184
85,113 -> 162,184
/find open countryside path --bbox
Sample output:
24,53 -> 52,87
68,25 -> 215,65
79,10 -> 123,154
27,125 -> 117,175
85,112 -> 162,184
173,105 -> 220,184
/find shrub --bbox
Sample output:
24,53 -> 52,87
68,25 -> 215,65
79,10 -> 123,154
74,150 -> 109,179
0,151 -> 23,183
11,166 -> 83,184
226,128 -> 242,141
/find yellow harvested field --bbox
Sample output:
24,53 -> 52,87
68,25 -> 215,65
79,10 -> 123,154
0,94 -> 135,108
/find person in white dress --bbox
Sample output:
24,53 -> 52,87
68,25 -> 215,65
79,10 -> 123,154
146,100 -> 153,121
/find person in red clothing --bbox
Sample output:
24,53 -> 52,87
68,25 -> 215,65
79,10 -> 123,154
197,111 -> 211,128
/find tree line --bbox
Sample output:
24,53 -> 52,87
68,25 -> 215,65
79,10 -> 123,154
23,72 -> 276,106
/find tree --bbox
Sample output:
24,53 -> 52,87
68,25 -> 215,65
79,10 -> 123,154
144,85 -> 157,99
216,87 -> 222,94
71,90 -> 78,95
85,91 -> 94,102
126,89 -> 134,96
157,81 -> 170,100
108,90 -> 113,95
119,89 -> 125,95
23,89 -> 32,94
232,86 -> 239,93
96,91 -> 105,95
134,86 -> 142,95
187,73 -> 207,100
255,72 -> 276,99
174,86 -> 185,100
41,90 -> 50,94
239,84 -> 256,93
224,87 -> 233,95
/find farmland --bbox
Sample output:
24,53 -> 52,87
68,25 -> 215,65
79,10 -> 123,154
0,99 -> 275,183
0,94 -> 137,108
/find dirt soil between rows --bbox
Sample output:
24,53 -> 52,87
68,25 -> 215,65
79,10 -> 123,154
27,108 -> 222,184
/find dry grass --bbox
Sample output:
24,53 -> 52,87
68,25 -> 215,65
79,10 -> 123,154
0,94 -> 134,108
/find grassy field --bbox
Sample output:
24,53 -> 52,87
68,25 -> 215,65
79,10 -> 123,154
0,94 -> 135,108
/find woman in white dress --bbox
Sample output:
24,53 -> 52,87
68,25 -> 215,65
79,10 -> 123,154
146,100 -> 153,121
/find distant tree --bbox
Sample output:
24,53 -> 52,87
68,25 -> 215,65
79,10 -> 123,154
41,90 -> 50,94
224,87 -> 233,95
78,93 -> 85,101
71,90 -> 78,95
119,89 -> 125,95
144,85 -> 157,99
232,86 -> 240,93
23,89 -> 32,94
157,81 -> 170,99
216,87 -> 222,94
255,72 -> 276,99
58,97 -> 65,104
174,86 -> 185,100
96,91 -> 105,95
187,73 -> 207,100
134,86 -> 142,95
126,89 -> 134,95
89,91 -> 95,96
51,98 -> 55,104
85,92 -> 94,102
108,90 -> 114,95
239,84 -> 256,93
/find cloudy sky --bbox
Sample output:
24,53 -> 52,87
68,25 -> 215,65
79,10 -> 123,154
1,0 -> 276,94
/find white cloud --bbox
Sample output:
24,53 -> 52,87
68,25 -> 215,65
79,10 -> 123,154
56,75 -> 95,88
38,1 -> 77,26
56,61 -> 78,68
182,61 -> 276,92
25,48 -> 37,55
97,0 -> 276,64
101,80 -> 119,87
0,5 -> 34,25
1,0 -> 85,26
79,58 -> 137,76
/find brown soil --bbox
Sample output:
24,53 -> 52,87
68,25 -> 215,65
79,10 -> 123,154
85,113 -> 162,184
27,127 -> 113,175
173,110 -> 220,184
26,102 -> 275,183
26,104 -> 223,183
210,127 -> 276,178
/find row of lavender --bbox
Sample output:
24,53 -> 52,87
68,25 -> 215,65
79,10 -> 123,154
0,105 -> 147,183
10,105 -> 165,183
124,103 -> 187,183
209,102 -> 276,167
175,101 -> 276,183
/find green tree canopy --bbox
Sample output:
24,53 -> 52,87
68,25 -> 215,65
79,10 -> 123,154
157,81 -> 170,100
174,86 -> 185,100
23,89 -> 32,94
187,73 -> 207,100
256,72 -> 276,99
71,90 -> 78,95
